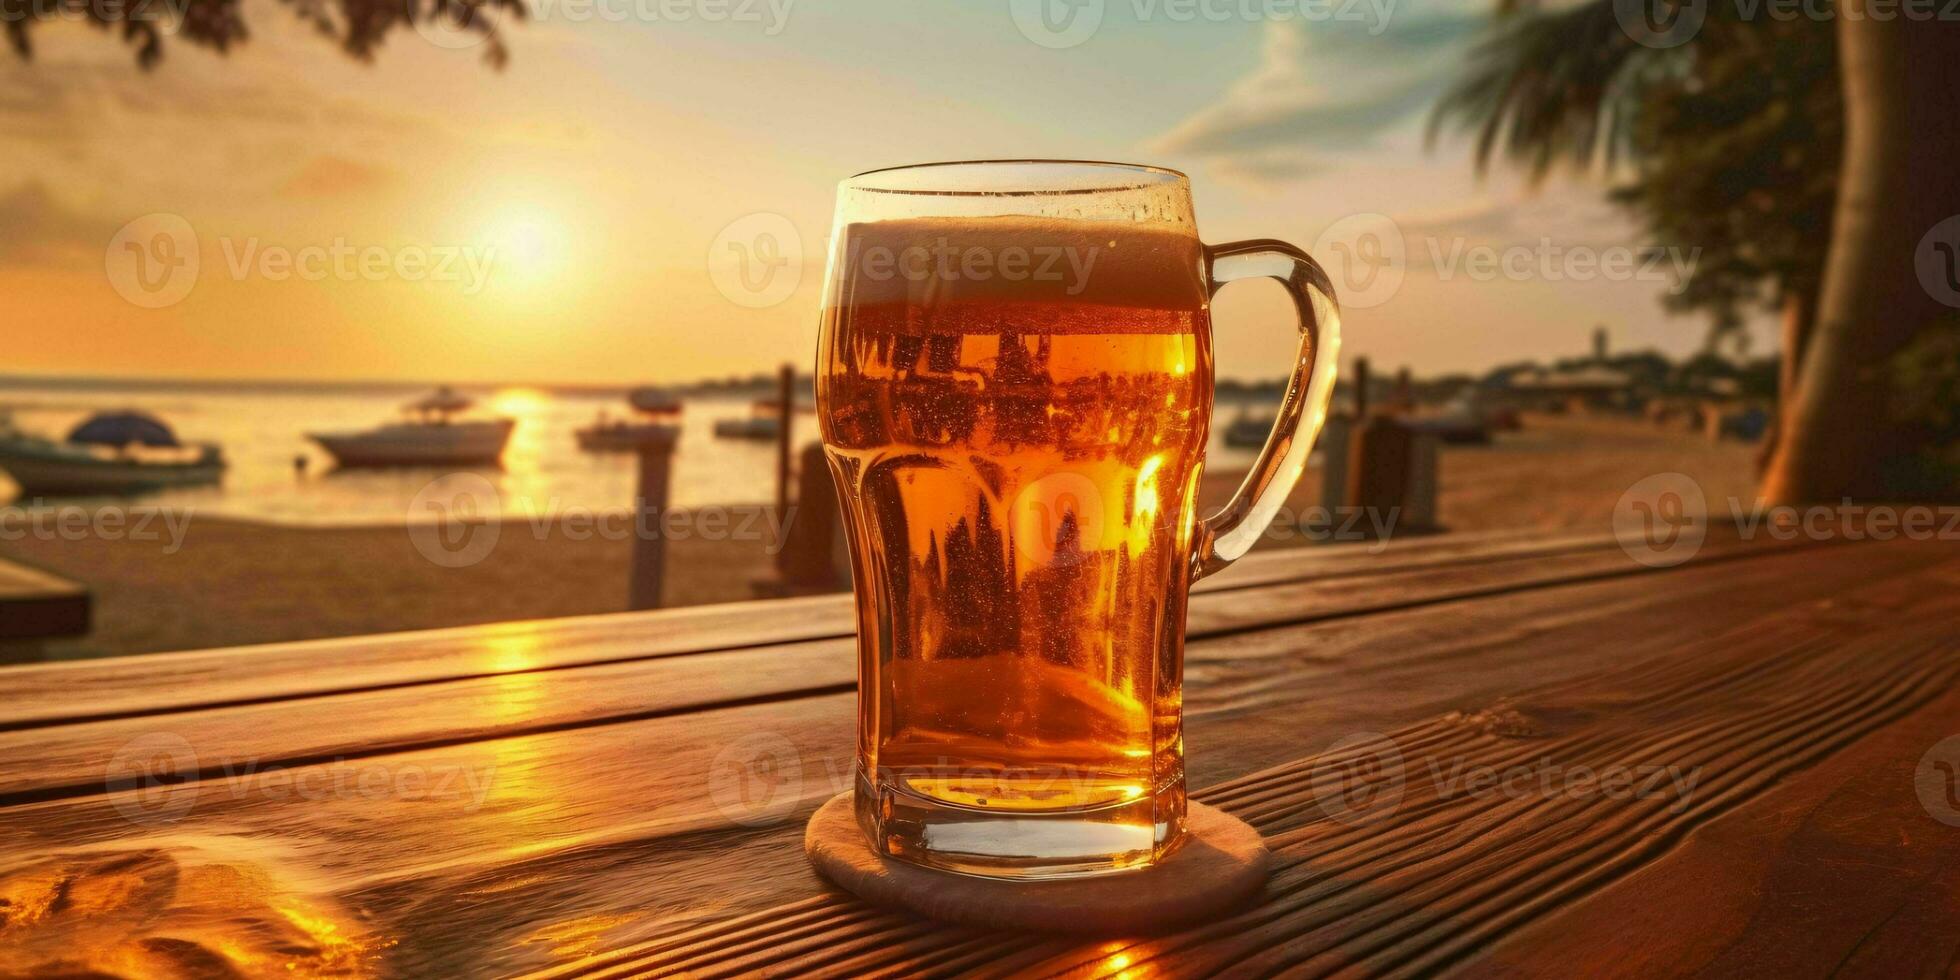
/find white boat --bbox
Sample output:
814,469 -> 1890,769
712,415 -> 781,440
576,419 -> 680,451
308,388 -> 514,468
0,411 -> 226,497
575,387 -> 682,452
713,398 -> 805,441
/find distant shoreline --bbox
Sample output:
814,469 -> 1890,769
0,415 -> 1766,662
0,371 -> 1300,403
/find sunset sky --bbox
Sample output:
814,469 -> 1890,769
3,0 -> 1776,386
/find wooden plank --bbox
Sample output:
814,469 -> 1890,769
1470,684 -> 1960,978
549,548 -> 1960,979
0,556 -> 89,641
0,527 -> 1812,804
0,526 -> 1615,729
0,537 -> 1947,977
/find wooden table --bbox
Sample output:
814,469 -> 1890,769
0,556 -> 89,642
2,523 -> 1957,977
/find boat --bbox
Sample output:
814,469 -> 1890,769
308,388 -> 514,468
713,399 -> 791,441
575,386 -> 683,451
0,410 -> 226,497
1403,393 -> 1498,445
713,415 -> 780,440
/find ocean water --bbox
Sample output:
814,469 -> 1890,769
0,380 -> 1266,526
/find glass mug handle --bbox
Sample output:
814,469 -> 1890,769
1193,239 -> 1343,580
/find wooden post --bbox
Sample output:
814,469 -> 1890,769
628,428 -> 680,611
1353,357 -> 1371,419
776,364 -> 794,522
775,442 -> 850,591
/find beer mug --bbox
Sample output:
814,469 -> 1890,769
816,161 -> 1340,878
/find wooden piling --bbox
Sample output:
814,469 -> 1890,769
776,364 -> 794,521
628,427 -> 680,611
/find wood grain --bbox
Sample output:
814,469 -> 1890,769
0,556 -> 89,641
2,530 -> 1953,978
0,526 -> 1611,729
529,548 -> 1960,979
0,528 -> 1813,805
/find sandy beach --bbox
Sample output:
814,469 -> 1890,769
0,414 -> 1759,662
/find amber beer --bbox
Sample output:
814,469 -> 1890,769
819,162 -> 1337,879
820,215 -> 1211,876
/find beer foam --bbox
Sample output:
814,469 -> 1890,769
831,216 -> 1207,335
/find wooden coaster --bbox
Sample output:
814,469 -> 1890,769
804,792 -> 1269,934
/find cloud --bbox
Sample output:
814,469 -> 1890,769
279,156 -> 397,198
1151,14 -> 1485,180
0,181 -> 118,263
1390,192 -> 1650,273
0,42 -> 441,210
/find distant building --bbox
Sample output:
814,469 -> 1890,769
1500,365 -> 1633,413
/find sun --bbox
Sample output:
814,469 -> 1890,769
479,211 -> 569,292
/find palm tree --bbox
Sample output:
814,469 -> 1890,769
2,0 -> 524,68
1435,0 -> 1960,503
1763,15 -> 1960,501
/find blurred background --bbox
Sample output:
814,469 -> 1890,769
3,0 -> 1955,660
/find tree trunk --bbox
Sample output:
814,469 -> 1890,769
1756,290 -> 1816,474
1760,12 -> 1960,504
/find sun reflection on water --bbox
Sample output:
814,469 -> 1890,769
488,387 -> 552,517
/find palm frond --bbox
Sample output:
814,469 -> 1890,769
1430,0 -> 1687,181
